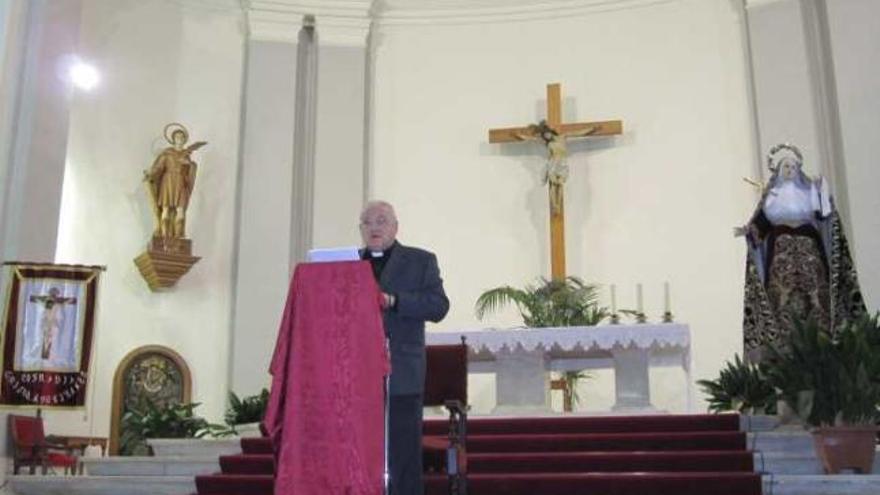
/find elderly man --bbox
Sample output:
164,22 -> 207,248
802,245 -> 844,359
359,200 -> 450,495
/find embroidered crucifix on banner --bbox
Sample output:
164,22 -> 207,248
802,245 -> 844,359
488,83 -> 623,280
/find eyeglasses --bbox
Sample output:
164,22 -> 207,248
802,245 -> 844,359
360,217 -> 394,228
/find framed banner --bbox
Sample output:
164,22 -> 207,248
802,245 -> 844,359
0,263 -> 103,407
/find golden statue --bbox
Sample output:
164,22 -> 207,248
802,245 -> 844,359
143,123 -> 207,239
135,123 -> 205,291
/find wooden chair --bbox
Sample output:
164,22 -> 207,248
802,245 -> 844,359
9,414 -> 79,475
422,338 -> 468,495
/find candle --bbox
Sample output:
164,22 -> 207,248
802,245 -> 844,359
610,284 -> 617,314
636,283 -> 643,314
664,281 -> 671,314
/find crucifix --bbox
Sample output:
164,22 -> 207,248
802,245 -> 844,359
29,287 -> 77,360
488,83 -> 623,281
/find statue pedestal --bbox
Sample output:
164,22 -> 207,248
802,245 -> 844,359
134,236 -> 200,291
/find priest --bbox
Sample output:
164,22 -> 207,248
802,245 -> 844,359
359,200 -> 450,495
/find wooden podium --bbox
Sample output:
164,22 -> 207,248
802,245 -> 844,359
263,261 -> 388,495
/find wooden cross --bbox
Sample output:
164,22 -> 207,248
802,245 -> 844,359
488,83 -> 623,281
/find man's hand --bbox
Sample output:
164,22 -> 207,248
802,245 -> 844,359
381,292 -> 396,310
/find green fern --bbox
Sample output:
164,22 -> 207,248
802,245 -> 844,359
120,400 -> 229,456
225,388 -> 270,426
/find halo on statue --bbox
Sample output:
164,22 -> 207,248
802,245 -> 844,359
766,142 -> 804,173
163,122 -> 189,144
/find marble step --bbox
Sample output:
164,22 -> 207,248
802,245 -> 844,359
82,455 -> 219,476
8,475 -> 194,495
740,415 -> 781,432
147,437 -> 241,457
757,450 -> 880,475
748,431 -> 816,453
764,474 -> 880,495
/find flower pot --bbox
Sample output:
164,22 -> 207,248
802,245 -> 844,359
235,422 -> 263,438
776,400 -> 801,425
812,426 -> 878,474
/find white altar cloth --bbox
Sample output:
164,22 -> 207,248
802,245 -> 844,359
426,324 -> 692,413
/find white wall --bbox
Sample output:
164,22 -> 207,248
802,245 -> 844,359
229,20 -> 371,397
371,0 -> 754,410
0,0 -> 30,258
747,0 -> 824,177
1,0 -> 82,263
230,39 -> 297,397
371,0 -> 757,412
746,0 -> 879,311
52,0 -> 245,438
312,44 -> 367,249
826,0 -> 880,311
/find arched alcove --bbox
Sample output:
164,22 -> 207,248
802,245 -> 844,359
108,345 -> 192,455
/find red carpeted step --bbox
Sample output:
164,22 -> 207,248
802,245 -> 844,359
240,437 -> 273,455
205,414 -> 758,495
466,450 -> 754,473
466,431 -> 746,453
424,413 -> 739,436
219,454 -> 275,475
425,471 -> 762,495
195,474 -> 273,495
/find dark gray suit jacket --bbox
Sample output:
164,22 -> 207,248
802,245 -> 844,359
367,242 -> 449,396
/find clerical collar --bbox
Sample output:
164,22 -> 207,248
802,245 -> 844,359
364,241 -> 397,259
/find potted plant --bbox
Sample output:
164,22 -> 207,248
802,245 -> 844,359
764,315 -> 880,474
475,276 -> 608,409
120,400 -> 228,455
697,353 -> 777,415
224,389 -> 269,437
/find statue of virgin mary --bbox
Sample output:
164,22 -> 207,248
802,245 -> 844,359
741,144 -> 866,361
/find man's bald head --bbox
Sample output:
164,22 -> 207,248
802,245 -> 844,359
360,200 -> 399,251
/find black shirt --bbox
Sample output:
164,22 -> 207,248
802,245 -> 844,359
361,241 -> 398,282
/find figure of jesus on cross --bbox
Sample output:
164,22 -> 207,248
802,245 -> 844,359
29,287 -> 77,360
489,83 -> 623,281
512,119 -> 599,215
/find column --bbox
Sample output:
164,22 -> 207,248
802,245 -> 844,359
229,4 -> 370,395
0,0 -> 83,262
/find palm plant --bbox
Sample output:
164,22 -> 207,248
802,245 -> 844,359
697,354 -> 776,414
475,276 -> 608,327
475,276 -> 609,408
764,315 -> 880,427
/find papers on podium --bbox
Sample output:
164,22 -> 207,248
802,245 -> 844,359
306,246 -> 360,263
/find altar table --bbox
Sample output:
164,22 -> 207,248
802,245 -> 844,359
426,324 -> 692,413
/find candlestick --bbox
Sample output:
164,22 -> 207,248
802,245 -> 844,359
636,283 -> 646,323
610,284 -> 617,314
636,283 -> 643,313
610,284 -> 619,324
664,281 -> 670,314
